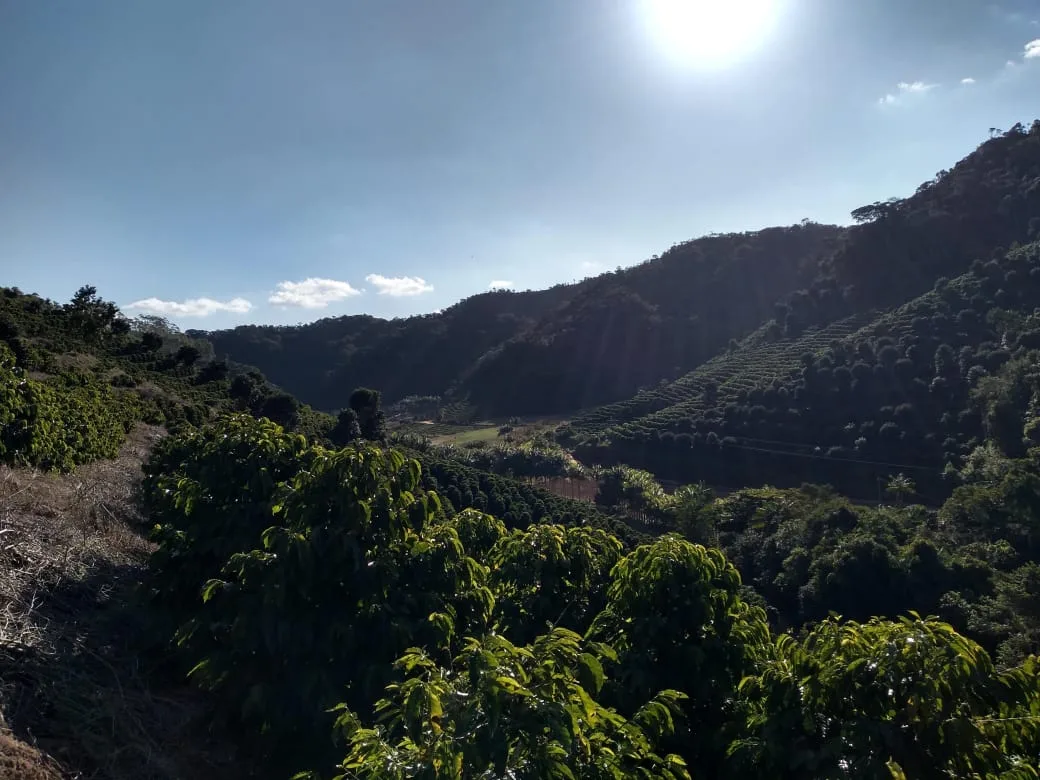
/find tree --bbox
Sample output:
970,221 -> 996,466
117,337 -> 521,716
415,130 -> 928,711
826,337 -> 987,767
329,408 -> 362,446
229,371 -> 266,409
589,536 -> 770,773
489,523 -> 623,644
349,387 -> 386,441
131,314 -> 181,335
850,198 -> 900,224
65,284 -> 120,343
196,359 -> 230,383
595,466 -> 627,509
671,483 -> 717,544
141,332 -> 164,352
885,473 -> 916,506
175,344 -> 202,366
259,391 -> 300,429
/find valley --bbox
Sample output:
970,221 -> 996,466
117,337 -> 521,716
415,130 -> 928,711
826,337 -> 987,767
1,124 -> 1040,777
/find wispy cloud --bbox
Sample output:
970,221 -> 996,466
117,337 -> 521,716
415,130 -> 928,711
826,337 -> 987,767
1025,39 -> 1040,58
125,296 -> 253,317
365,274 -> 434,296
488,280 -> 514,290
878,80 -> 938,105
268,278 -> 362,309
901,80 -> 937,93
960,77 -> 976,84
580,260 -> 602,273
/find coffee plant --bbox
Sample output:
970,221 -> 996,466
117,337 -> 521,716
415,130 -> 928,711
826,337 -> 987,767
0,343 -> 137,470
145,415 -> 1040,778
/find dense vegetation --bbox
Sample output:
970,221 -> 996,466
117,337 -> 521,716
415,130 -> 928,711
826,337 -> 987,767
0,284 -> 334,462
140,415 -> 1040,778
202,224 -> 843,414
556,123 -> 1040,501
568,239 -> 1040,502
592,461 -> 1040,668
200,285 -> 580,412
202,124 -> 1040,422
0,341 -> 138,469
414,447 -> 643,546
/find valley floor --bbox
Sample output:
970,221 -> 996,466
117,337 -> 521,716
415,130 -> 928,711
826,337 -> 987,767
0,427 -> 246,780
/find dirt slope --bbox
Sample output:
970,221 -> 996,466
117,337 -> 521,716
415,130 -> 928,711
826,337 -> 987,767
0,427 -> 246,780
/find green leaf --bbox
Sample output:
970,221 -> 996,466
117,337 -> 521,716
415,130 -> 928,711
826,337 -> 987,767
577,652 -> 606,696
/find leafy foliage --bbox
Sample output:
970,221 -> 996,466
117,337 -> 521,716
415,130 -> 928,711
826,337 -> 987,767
322,630 -> 690,780
734,616 -> 1040,779
0,284 -> 334,443
0,342 -> 137,470
143,415 -> 1040,778
573,238 -> 1040,502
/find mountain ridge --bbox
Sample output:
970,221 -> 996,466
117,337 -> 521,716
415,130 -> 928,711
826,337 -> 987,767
200,122 -> 1040,420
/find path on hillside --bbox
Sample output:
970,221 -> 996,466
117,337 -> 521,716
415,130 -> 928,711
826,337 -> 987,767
0,427 -> 250,780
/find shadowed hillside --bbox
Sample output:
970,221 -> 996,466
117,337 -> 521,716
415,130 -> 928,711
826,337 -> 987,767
203,223 -> 844,413
202,125 -> 1040,421
200,284 -> 580,412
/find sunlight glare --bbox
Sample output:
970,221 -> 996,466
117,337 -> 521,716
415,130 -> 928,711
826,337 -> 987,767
638,0 -> 781,70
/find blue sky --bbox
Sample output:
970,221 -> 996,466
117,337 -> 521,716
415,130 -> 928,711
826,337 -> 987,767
1,0 -> 1038,328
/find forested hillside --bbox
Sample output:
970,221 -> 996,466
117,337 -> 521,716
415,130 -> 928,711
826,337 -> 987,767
567,231 -> 1040,502
548,123 -> 1040,497
203,224 -> 843,413
0,284 -> 334,442
203,124 -> 1040,421
201,283 -> 581,412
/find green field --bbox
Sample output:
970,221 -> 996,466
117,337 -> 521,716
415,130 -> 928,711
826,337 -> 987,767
442,426 -> 501,444
393,421 -> 501,444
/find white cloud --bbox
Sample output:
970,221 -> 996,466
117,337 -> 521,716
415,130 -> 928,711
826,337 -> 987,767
580,260 -> 602,272
1025,39 -> 1040,58
488,280 -> 514,290
878,80 -> 938,105
365,274 -> 434,296
899,80 -> 937,93
961,77 -> 976,84
268,277 -> 361,308
125,296 -> 253,317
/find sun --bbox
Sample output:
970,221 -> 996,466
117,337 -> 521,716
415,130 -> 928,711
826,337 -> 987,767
637,0 -> 781,70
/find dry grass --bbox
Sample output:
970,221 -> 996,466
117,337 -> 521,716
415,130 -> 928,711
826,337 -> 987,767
0,730 -> 64,780
0,426 -> 247,780
51,353 -> 99,373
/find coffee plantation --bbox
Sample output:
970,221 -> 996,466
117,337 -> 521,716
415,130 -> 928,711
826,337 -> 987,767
142,415 -> 1040,778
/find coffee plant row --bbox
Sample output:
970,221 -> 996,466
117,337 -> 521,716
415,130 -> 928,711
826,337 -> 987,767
143,413 -> 1040,779
0,343 -> 138,470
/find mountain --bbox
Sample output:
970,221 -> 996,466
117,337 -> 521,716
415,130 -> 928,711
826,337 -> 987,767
564,122 -> 1040,501
6,124 -> 1040,780
202,223 -> 844,413
202,123 -> 1040,421
566,240 -> 1040,501
457,223 -> 843,415
199,283 -> 580,412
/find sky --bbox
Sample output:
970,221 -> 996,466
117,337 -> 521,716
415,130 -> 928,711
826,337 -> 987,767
1,0 -> 1038,328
